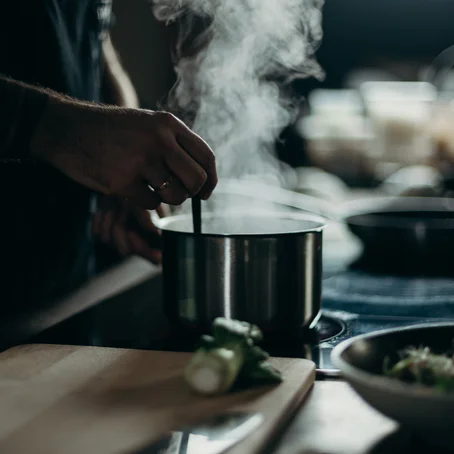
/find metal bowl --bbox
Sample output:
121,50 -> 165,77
331,323 -> 454,448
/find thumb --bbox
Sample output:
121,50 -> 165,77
134,206 -> 160,234
156,203 -> 171,218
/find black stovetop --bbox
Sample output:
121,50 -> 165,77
28,304 -> 450,378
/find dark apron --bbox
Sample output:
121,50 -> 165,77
0,0 -> 113,314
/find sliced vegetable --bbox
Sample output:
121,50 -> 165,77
184,347 -> 242,395
185,317 -> 282,396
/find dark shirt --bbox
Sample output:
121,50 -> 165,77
0,1 -> 113,314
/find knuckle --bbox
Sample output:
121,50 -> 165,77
188,170 -> 208,196
206,151 -> 216,165
203,152 -> 217,176
155,111 -> 176,127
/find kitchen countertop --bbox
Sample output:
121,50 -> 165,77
0,256 -> 428,454
276,381 -> 398,454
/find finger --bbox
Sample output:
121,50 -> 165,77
134,207 -> 160,234
112,217 -> 132,257
128,230 -> 163,264
156,176 -> 189,206
156,203 -> 171,218
158,112 -> 217,197
124,181 -> 162,210
176,132 -> 217,199
162,139 -> 208,197
119,198 -> 159,233
100,210 -> 115,244
142,164 -> 189,206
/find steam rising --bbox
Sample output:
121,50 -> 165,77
151,0 -> 324,186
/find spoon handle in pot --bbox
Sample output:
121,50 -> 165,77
192,197 -> 202,233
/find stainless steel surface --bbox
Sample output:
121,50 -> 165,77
132,412 -> 264,454
159,211 -> 324,337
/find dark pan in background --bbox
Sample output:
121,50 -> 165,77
343,197 -> 454,276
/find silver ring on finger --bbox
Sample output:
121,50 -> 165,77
152,176 -> 173,192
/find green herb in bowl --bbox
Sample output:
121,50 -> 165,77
384,346 -> 454,393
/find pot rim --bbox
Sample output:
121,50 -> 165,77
156,210 -> 326,238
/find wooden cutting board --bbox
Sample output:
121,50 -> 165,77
0,344 -> 315,454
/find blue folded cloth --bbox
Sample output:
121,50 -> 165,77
323,271 -> 454,318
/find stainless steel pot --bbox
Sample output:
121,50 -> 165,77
158,211 -> 325,340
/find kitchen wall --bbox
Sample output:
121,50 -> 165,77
110,0 -> 176,109
111,0 -> 454,101
311,0 -> 454,89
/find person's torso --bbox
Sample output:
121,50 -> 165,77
0,0 -> 113,101
0,0 -> 113,313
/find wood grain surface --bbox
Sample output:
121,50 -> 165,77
0,344 -> 315,454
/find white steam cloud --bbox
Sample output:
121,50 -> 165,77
151,0 -> 324,190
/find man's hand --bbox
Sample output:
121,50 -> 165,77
30,99 -> 217,209
93,196 -> 169,264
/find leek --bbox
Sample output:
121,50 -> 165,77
185,318 -> 282,396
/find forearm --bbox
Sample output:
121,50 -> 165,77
102,35 -> 139,108
0,76 -> 50,159
0,75 -> 110,179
